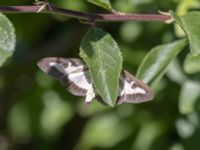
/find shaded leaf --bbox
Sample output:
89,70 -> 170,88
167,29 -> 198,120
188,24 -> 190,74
0,13 -> 16,67
136,39 -> 187,85
179,81 -> 200,114
184,53 -> 200,74
87,0 -> 113,11
80,28 -> 122,107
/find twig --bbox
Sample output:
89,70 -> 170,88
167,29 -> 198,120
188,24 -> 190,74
0,5 -> 172,22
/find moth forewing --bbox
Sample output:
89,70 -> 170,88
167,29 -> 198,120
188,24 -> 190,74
37,57 -> 85,73
37,57 -> 96,104
117,70 -> 153,104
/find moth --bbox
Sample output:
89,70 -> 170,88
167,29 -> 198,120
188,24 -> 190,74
37,57 -> 153,105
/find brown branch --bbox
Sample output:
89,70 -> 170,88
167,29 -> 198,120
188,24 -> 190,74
0,5 -> 172,22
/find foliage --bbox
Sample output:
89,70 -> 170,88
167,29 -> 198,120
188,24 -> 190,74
80,28 -> 122,106
136,39 -> 187,86
0,0 -> 200,150
87,0 -> 113,12
0,13 -> 15,67
171,11 -> 200,56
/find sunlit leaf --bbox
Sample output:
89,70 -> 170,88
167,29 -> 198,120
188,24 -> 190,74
120,22 -> 142,43
131,0 -> 154,5
169,143 -> 184,150
80,28 -> 122,107
174,0 -> 200,37
176,118 -> 195,138
0,13 -> 16,67
77,114 -> 131,149
179,81 -> 200,114
170,10 -> 186,37
113,0 -> 136,12
87,0 -> 113,11
132,121 -> 165,150
181,12 -> 200,56
187,113 -> 199,127
172,11 -> 200,56
41,90 -> 74,137
184,53 -> 200,74
136,39 -> 187,85
176,0 -> 200,16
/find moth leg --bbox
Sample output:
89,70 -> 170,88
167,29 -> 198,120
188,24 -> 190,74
84,88 -> 95,106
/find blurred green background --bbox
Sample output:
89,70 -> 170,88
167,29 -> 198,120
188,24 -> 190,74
1,0 -> 200,150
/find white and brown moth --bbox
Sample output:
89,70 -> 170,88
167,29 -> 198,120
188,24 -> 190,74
37,57 -> 153,105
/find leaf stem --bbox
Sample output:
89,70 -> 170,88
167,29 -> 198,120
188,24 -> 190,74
0,5 -> 172,22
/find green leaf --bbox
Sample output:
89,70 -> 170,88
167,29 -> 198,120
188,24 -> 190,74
87,0 -> 113,12
80,28 -> 122,107
172,11 -> 200,56
169,11 -> 184,28
180,12 -> 200,56
176,0 -> 200,16
179,81 -> 200,114
169,10 -> 186,37
176,118 -> 195,138
0,13 -> 16,67
136,39 -> 187,85
184,53 -> 200,74
76,114 -> 130,149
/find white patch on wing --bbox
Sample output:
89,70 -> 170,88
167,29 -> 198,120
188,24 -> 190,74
64,62 -> 85,74
67,70 -> 95,103
85,88 -> 95,103
50,61 -> 92,90
50,61 -> 95,103
120,80 -> 146,96
68,71 -> 92,90
50,62 -> 85,74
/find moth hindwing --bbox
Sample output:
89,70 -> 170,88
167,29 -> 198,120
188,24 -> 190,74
37,57 -> 153,106
117,70 -> 153,104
